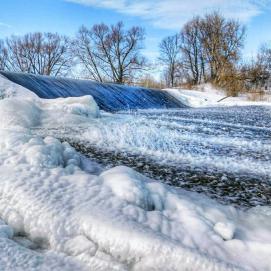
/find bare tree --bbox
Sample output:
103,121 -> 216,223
0,40 -> 8,71
72,26 -> 104,82
172,12 -> 245,91
73,21 -> 145,83
258,44 -> 271,77
4,32 -> 71,76
200,12 -> 245,84
240,44 -> 271,90
180,17 -> 205,84
159,34 -> 182,87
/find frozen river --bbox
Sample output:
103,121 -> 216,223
34,106 -> 271,208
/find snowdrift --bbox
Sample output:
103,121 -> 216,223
164,84 -> 271,107
0,74 -> 37,99
0,71 -> 185,111
0,76 -> 270,271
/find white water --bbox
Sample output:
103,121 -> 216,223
46,108 -> 271,179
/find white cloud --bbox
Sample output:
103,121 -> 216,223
0,22 -> 11,28
66,0 -> 271,29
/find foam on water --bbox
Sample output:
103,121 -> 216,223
36,106 -> 271,207
49,107 -> 271,176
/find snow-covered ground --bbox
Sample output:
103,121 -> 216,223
0,76 -> 271,270
164,84 -> 271,107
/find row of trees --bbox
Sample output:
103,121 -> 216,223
0,33 -> 71,76
0,22 -> 145,83
160,12 -> 271,93
159,13 -> 245,86
241,45 -> 271,90
0,13 -> 270,93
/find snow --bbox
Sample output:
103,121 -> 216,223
164,84 -> 271,107
213,222 -> 235,241
0,99 -> 41,129
0,221 -> 86,271
0,74 -> 37,99
42,95 -> 100,118
0,77 -> 270,270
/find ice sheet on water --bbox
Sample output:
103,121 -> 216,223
0,80 -> 270,270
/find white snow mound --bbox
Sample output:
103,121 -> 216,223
164,84 -> 271,107
42,95 -> 100,118
0,74 -> 37,99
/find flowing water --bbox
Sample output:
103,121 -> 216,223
34,106 -> 271,208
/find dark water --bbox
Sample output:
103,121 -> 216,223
34,106 -> 271,209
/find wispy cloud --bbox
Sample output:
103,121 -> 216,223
0,22 -> 12,28
66,0 -> 271,29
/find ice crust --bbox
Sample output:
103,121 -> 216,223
0,78 -> 270,270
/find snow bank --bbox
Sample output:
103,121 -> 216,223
42,95 -> 100,119
0,81 -> 270,270
0,218 -> 86,271
0,99 -> 41,129
0,75 -> 100,125
0,74 -> 37,99
164,84 -> 271,107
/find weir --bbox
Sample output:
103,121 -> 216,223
0,71 -> 185,111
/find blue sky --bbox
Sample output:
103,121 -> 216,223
0,0 -> 271,61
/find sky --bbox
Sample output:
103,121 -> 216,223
0,0 -> 271,63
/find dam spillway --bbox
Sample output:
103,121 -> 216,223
0,71 -> 185,111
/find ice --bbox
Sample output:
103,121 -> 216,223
0,77 -> 270,270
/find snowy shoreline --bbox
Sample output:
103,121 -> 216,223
0,76 -> 271,270
164,84 -> 271,108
